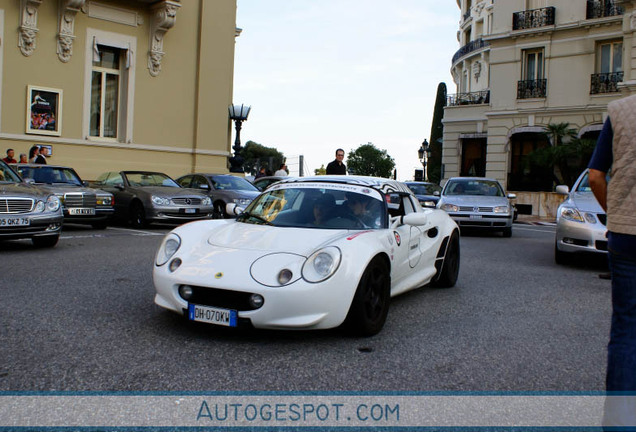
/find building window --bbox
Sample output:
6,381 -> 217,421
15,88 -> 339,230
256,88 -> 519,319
83,30 -> 136,143
461,138 -> 487,177
508,133 -> 552,191
591,40 -> 623,94
90,46 -> 121,138
518,48 -> 547,99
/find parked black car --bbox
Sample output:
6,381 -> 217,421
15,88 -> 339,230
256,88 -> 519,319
12,164 -> 114,229
404,181 -> 442,208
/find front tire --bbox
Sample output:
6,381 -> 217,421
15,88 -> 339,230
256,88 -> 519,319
344,256 -> 390,337
130,202 -> 147,228
432,231 -> 460,288
212,201 -> 227,219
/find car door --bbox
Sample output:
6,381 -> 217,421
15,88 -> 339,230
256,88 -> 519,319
387,193 -> 423,289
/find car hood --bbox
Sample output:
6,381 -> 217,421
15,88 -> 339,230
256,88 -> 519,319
0,182 -> 49,199
568,192 -> 604,213
440,195 -> 509,206
130,186 -> 203,197
208,222 -> 350,255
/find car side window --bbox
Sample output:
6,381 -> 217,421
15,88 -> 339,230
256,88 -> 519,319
192,176 -> 209,190
102,172 -> 124,187
177,175 -> 192,188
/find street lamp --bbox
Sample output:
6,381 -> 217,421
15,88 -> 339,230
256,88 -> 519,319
418,139 -> 432,181
228,103 -> 251,173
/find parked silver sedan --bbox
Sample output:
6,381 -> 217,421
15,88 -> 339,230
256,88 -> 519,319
0,160 -> 63,247
93,171 -> 213,228
554,169 -> 607,264
437,177 -> 516,237
12,164 -> 114,229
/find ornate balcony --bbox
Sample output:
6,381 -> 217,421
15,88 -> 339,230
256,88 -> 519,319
517,79 -> 547,99
590,72 -> 623,94
447,90 -> 490,106
452,38 -> 489,64
586,0 -> 623,19
512,7 -> 555,30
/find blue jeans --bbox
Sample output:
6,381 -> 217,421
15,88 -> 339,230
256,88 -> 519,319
603,249 -> 636,430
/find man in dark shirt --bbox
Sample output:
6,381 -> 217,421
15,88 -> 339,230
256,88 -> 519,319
2,149 -> 17,164
326,149 -> 347,175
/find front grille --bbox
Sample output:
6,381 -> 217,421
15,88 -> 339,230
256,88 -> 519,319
598,214 -> 607,226
459,206 -> 494,212
0,198 -> 34,214
64,193 -> 97,208
172,197 -> 202,206
180,285 -> 260,311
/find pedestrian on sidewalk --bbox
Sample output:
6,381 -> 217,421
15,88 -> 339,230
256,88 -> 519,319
588,94 -> 636,430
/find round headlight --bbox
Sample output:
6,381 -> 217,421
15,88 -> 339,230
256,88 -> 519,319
278,269 -> 293,285
152,196 -> 171,206
179,285 -> 194,300
35,201 -> 45,213
302,246 -> 342,283
169,258 -> 182,272
440,203 -> 459,212
156,233 -> 181,266
201,197 -> 212,206
46,196 -> 61,212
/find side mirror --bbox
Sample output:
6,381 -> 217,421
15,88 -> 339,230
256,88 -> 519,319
433,191 -> 440,196
507,193 -> 517,200
24,178 -> 35,185
402,212 -> 429,227
225,202 -> 244,216
199,184 -> 210,190
555,185 -> 569,195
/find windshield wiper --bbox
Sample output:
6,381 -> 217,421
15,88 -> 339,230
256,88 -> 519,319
238,211 -> 273,225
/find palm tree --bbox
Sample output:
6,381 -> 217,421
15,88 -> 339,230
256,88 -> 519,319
532,123 -> 578,187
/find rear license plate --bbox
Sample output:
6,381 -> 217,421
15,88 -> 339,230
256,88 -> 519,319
0,217 -> 31,227
188,304 -> 237,327
469,214 -> 482,220
68,208 -> 96,215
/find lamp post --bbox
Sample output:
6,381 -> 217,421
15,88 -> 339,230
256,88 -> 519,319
228,103 -> 251,173
418,139 -> 431,181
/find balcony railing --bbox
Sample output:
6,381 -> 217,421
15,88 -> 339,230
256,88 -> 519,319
586,0 -> 623,19
512,7 -> 555,30
590,72 -> 623,94
517,79 -> 547,99
452,38 -> 489,64
447,90 -> 490,106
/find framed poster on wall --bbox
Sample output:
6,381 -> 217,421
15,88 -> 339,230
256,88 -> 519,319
26,86 -> 62,136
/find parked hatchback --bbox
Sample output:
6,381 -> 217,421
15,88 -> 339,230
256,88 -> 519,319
0,160 -> 63,247
12,164 -> 114,229
554,169 -> 607,264
176,173 -> 260,219
437,177 -> 516,237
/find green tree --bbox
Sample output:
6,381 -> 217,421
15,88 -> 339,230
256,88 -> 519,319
346,142 -> 395,178
242,141 -> 285,175
427,82 -> 447,184
314,164 -> 326,175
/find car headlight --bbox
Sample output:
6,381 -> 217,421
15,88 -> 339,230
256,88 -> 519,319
97,195 -> 113,206
35,201 -> 45,212
560,207 -> 584,222
584,213 -> 598,224
422,200 -> 436,208
440,203 -> 459,212
156,233 -> 181,266
46,195 -> 61,212
233,198 -> 252,206
152,196 -> 171,206
302,246 -> 342,283
494,205 -> 510,213
201,197 -> 212,206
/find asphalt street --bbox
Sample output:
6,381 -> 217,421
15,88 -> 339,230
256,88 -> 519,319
0,222 -> 610,392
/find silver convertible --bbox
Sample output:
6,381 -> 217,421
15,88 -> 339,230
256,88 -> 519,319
0,160 -> 63,247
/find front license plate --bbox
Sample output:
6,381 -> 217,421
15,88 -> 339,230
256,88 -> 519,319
469,214 -> 482,219
184,208 -> 196,214
188,304 -> 237,327
0,217 -> 31,227
68,208 -> 96,215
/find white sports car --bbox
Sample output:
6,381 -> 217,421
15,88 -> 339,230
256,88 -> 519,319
153,176 -> 460,336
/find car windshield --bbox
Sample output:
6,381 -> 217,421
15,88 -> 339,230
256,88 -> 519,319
445,179 -> 504,197
574,171 -> 610,192
125,172 -> 179,187
17,166 -> 83,186
211,175 -> 258,191
0,162 -> 22,183
237,183 -> 386,229
407,183 -> 441,195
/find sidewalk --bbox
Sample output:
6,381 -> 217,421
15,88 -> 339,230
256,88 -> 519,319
515,214 -> 556,226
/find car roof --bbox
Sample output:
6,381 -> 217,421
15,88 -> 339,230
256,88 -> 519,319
447,176 -> 500,182
12,163 -> 75,170
121,171 -> 170,176
272,175 -> 413,195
